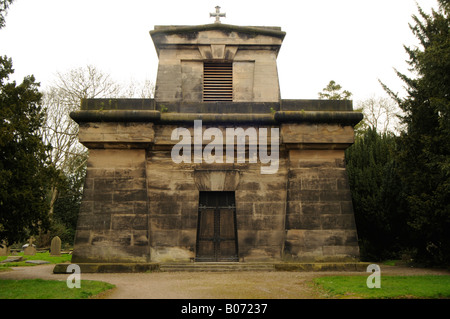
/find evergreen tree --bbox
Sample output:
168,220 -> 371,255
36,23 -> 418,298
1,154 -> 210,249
0,0 -> 14,29
382,0 -> 450,265
51,151 -> 87,244
0,57 -> 56,246
345,129 -> 407,261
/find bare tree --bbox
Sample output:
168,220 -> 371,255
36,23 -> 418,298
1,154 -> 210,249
120,78 -> 155,99
356,96 -> 404,135
42,65 -> 155,216
43,65 -> 121,173
42,87 -> 85,172
43,65 -> 120,216
54,64 -> 122,105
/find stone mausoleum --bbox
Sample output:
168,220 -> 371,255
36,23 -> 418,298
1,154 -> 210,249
65,10 -> 363,270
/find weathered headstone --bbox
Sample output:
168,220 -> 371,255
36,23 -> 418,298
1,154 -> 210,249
25,260 -> 50,264
0,242 -> 10,256
0,256 -> 23,263
50,236 -> 61,256
23,238 -> 36,256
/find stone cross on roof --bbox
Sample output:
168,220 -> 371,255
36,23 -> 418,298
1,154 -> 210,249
210,6 -> 226,23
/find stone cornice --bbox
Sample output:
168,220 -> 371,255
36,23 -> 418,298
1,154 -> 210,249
71,110 -> 363,127
150,24 -> 286,40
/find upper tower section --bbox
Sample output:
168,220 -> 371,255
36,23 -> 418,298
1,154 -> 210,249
150,22 -> 286,103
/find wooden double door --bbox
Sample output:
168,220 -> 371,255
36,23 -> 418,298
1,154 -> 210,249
195,192 -> 238,262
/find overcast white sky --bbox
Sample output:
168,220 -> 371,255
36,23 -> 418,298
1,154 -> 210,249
0,0 -> 439,102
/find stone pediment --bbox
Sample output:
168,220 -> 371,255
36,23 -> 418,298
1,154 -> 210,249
150,24 -> 285,56
150,24 -> 286,39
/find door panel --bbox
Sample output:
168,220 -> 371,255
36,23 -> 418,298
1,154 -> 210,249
196,192 -> 238,262
218,208 -> 237,261
219,241 -> 237,260
197,241 -> 215,259
219,208 -> 236,239
198,209 -> 215,239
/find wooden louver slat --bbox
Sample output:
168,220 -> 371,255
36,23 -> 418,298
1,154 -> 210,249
203,62 -> 233,102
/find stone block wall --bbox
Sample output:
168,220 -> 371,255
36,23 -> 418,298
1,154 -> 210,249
146,149 -> 199,262
282,125 -> 360,262
236,161 -> 288,261
146,124 -> 288,262
70,103 -> 362,264
152,26 -> 284,103
155,47 -> 281,103
72,149 -> 150,263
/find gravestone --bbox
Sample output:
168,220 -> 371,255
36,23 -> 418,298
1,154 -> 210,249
0,256 -> 23,263
50,236 -> 61,256
0,242 -> 10,256
26,260 -> 50,264
23,238 -> 36,256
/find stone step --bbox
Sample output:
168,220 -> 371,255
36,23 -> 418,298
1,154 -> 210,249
159,262 -> 275,272
54,262 -> 372,273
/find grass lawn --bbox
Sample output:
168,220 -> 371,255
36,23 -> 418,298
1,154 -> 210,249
314,275 -> 450,299
1,252 -> 116,299
0,279 -> 115,299
0,251 -> 71,271
0,252 -> 115,299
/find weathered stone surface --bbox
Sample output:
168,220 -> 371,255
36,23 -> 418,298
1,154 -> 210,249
26,260 -> 51,264
194,169 -> 240,191
53,262 -> 160,274
281,124 -> 354,145
152,25 -> 283,103
79,98 -> 354,113
0,256 -> 22,263
284,146 -> 360,261
71,148 -> 149,264
72,120 -> 360,263
23,246 -> 36,256
50,236 -> 61,256
0,243 -> 9,256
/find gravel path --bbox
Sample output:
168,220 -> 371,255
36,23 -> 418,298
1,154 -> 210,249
0,264 -> 449,299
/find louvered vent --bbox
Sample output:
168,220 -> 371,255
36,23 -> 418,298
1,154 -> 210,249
203,62 -> 233,102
